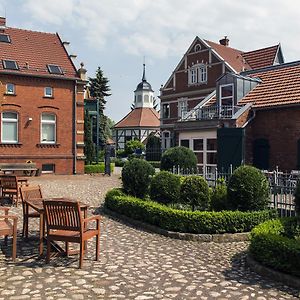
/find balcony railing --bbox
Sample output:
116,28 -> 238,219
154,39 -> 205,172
181,105 -> 241,121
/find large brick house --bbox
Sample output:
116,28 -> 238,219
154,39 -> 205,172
0,17 -> 86,174
159,36 -> 285,172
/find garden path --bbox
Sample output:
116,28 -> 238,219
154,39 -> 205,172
0,174 -> 298,299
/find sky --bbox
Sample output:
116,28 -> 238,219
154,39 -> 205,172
0,0 -> 300,122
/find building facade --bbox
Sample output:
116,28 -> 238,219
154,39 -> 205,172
0,17 -> 86,174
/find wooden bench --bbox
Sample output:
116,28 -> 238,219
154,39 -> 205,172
0,163 -> 39,176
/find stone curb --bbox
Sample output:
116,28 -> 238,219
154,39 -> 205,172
103,208 -> 250,243
247,254 -> 300,290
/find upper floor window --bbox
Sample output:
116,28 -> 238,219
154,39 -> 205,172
1,111 -> 18,143
41,113 -> 56,143
6,83 -> 15,95
220,84 -> 234,107
188,64 -> 207,85
162,103 -> 170,119
178,99 -> 188,118
44,87 -> 53,98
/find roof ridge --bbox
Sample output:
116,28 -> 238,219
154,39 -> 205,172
242,44 -> 279,55
6,26 -> 57,36
203,39 -> 243,52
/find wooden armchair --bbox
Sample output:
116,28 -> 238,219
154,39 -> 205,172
20,185 -> 42,238
0,207 -> 18,261
43,199 -> 100,268
0,175 -> 19,206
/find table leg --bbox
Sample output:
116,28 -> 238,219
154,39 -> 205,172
84,208 -> 87,251
39,213 -> 44,256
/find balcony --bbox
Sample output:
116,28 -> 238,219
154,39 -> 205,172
181,105 -> 241,121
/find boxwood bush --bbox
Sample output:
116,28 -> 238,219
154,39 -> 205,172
85,163 -> 114,174
180,175 -> 210,211
150,171 -> 181,204
250,218 -> 300,277
121,158 -> 155,198
211,178 -> 228,211
105,188 -> 278,234
160,146 -> 197,172
227,165 -> 269,211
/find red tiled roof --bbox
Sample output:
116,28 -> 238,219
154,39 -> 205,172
0,27 -> 78,78
115,108 -> 160,128
242,45 -> 279,70
205,40 -> 250,72
239,62 -> 300,108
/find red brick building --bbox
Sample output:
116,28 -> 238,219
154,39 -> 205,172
0,17 -> 86,174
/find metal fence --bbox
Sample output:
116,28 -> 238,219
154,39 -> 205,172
172,165 -> 299,217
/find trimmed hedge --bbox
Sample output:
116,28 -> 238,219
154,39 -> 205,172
250,218 -> 300,277
105,189 -> 278,234
147,161 -> 161,168
85,163 -> 114,174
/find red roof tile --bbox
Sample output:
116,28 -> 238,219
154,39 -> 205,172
115,108 -> 160,128
242,45 -> 279,70
0,27 -> 78,78
239,62 -> 300,108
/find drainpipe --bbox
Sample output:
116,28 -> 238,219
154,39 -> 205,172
242,110 -> 256,128
73,82 -> 77,174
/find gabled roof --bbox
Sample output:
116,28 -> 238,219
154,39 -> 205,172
239,61 -> 300,108
242,45 -> 280,70
114,107 -> 160,128
0,27 -> 78,79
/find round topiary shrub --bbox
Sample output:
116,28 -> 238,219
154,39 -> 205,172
211,178 -> 228,211
227,165 -> 269,211
122,158 -> 155,198
150,171 -> 181,205
180,175 -> 210,211
160,146 -> 197,172
294,180 -> 300,215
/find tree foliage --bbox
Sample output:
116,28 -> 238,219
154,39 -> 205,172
125,140 -> 145,155
84,110 -> 94,164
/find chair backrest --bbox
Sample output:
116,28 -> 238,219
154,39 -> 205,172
0,175 -> 18,190
20,185 -> 43,202
43,199 -> 82,233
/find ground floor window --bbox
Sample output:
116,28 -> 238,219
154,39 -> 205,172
42,164 -> 55,173
1,111 -> 18,143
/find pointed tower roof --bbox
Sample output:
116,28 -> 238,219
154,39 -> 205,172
135,63 -> 154,92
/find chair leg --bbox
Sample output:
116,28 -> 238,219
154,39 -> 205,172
4,235 -> 8,245
65,242 -> 69,256
96,234 -> 100,261
79,241 -> 84,269
46,239 -> 51,264
12,224 -> 17,262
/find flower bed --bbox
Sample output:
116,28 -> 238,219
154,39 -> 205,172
249,218 -> 300,277
105,189 -> 277,234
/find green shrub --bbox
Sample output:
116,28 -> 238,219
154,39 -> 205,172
250,218 -> 300,277
150,171 -> 181,204
180,176 -> 210,211
294,180 -> 300,215
227,165 -> 269,211
116,149 -> 127,158
125,140 -> 145,156
160,146 -> 197,172
121,158 -> 155,198
113,158 -> 126,167
105,189 -> 277,234
84,163 -> 114,174
147,161 -> 161,168
211,179 -> 228,211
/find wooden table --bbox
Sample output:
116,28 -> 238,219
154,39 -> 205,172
24,197 -> 88,256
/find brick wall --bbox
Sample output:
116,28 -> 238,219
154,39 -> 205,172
0,74 -> 84,174
245,106 -> 300,171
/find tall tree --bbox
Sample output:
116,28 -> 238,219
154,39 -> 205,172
89,67 -> 111,149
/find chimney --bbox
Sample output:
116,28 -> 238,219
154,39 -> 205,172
219,36 -> 229,47
0,17 -> 6,29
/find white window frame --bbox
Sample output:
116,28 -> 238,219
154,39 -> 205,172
188,64 -> 207,85
41,113 -> 56,144
44,87 -> 53,98
178,98 -> 188,118
219,83 -> 234,108
6,83 -> 15,95
1,111 -> 18,143
162,103 -> 170,119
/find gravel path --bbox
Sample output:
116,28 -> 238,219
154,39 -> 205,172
0,174 -> 299,299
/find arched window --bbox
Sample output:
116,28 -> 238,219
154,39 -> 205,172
1,111 -> 18,143
41,113 -> 56,143
144,95 -> 149,102
137,95 -> 142,102
253,138 -> 270,170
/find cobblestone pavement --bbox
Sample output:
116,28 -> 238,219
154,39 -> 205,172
0,175 -> 299,299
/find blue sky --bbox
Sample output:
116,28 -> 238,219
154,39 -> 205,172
1,0 -> 300,122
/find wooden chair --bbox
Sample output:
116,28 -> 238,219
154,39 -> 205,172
0,207 -> 18,261
0,175 -> 19,206
20,185 -> 42,238
43,199 -> 100,268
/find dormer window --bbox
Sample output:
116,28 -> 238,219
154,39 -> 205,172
0,34 -> 10,43
188,64 -> 207,85
44,87 -> 53,98
2,60 -> 18,70
219,84 -> 234,117
47,64 -> 63,75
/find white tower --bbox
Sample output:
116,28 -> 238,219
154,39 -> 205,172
134,64 -> 154,108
